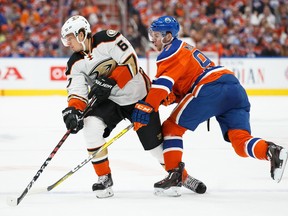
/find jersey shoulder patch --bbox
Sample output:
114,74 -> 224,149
92,30 -> 121,47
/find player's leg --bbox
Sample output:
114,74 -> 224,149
216,74 -> 288,182
228,129 -> 288,182
135,110 -> 206,195
83,100 -> 124,198
83,116 -> 114,198
148,112 -> 206,196
136,111 -> 164,165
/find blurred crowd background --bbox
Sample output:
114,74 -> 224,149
0,0 -> 287,58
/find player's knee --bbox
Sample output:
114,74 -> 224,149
83,116 -> 106,148
228,129 -> 252,157
162,118 -> 186,137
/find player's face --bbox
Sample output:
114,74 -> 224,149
62,33 -> 83,52
149,31 -> 164,51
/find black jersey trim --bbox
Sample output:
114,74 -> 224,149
65,52 -> 85,76
92,30 -> 121,47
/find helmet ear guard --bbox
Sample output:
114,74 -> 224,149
61,15 -> 91,46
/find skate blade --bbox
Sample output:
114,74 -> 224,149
95,187 -> 114,198
154,187 -> 181,197
274,148 -> 288,183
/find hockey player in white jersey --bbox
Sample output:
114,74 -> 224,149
60,15 -> 206,198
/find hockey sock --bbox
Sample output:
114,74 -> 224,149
228,129 -> 268,160
92,160 -> 111,176
245,138 -> 268,160
163,150 -> 183,171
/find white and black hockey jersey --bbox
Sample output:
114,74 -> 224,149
65,29 -> 150,110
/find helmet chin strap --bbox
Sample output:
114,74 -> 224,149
80,41 -> 86,51
76,34 -> 88,51
160,36 -> 174,50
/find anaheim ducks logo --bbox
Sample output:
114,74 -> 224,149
88,58 -> 117,78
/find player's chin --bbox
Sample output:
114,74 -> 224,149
153,45 -> 161,52
71,47 -> 81,52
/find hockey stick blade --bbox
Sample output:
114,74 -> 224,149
8,96 -> 97,206
47,123 -> 133,192
7,195 -> 19,207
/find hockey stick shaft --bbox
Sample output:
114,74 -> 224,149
13,96 -> 97,206
13,130 -> 71,206
47,123 -> 133,191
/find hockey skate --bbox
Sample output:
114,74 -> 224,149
183,174 -> 207,194
154,162 -> 185,197
92,173 -> 114,198
266,142 -> 288,183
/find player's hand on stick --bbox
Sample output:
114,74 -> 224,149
62,107 -> 84,134
88,76 -> 116,102
132,100 -> 154,131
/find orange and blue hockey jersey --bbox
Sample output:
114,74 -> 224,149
145,38 -> 251,141
145,38 -> 234,112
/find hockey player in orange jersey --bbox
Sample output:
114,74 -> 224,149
132,16 -> 288,196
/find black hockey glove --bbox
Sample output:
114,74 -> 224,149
62,107 -> 84,134
102,124 -> 116,138
88,76 -> 116,102
103,127 -> 111,138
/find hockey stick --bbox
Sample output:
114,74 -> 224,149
7,96 -> 97,206
46,123 -> 133,192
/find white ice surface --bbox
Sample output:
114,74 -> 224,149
0,96 -> 288,216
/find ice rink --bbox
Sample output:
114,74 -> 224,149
1,96 -> 288,216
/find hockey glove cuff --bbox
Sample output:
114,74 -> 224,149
62,107 -> 84,134
132,100 -> 154,131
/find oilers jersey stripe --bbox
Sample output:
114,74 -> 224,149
163,147 -> 183,154
163,136 -> 183,151
193,84 -> 204,98
173,94 -> 195,124
152,76 -> 174,93
164,135 -> 183,140
246,138 -> 261,158
189,65 -> 224,94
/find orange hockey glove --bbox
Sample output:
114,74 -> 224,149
162,92 -> 176,106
